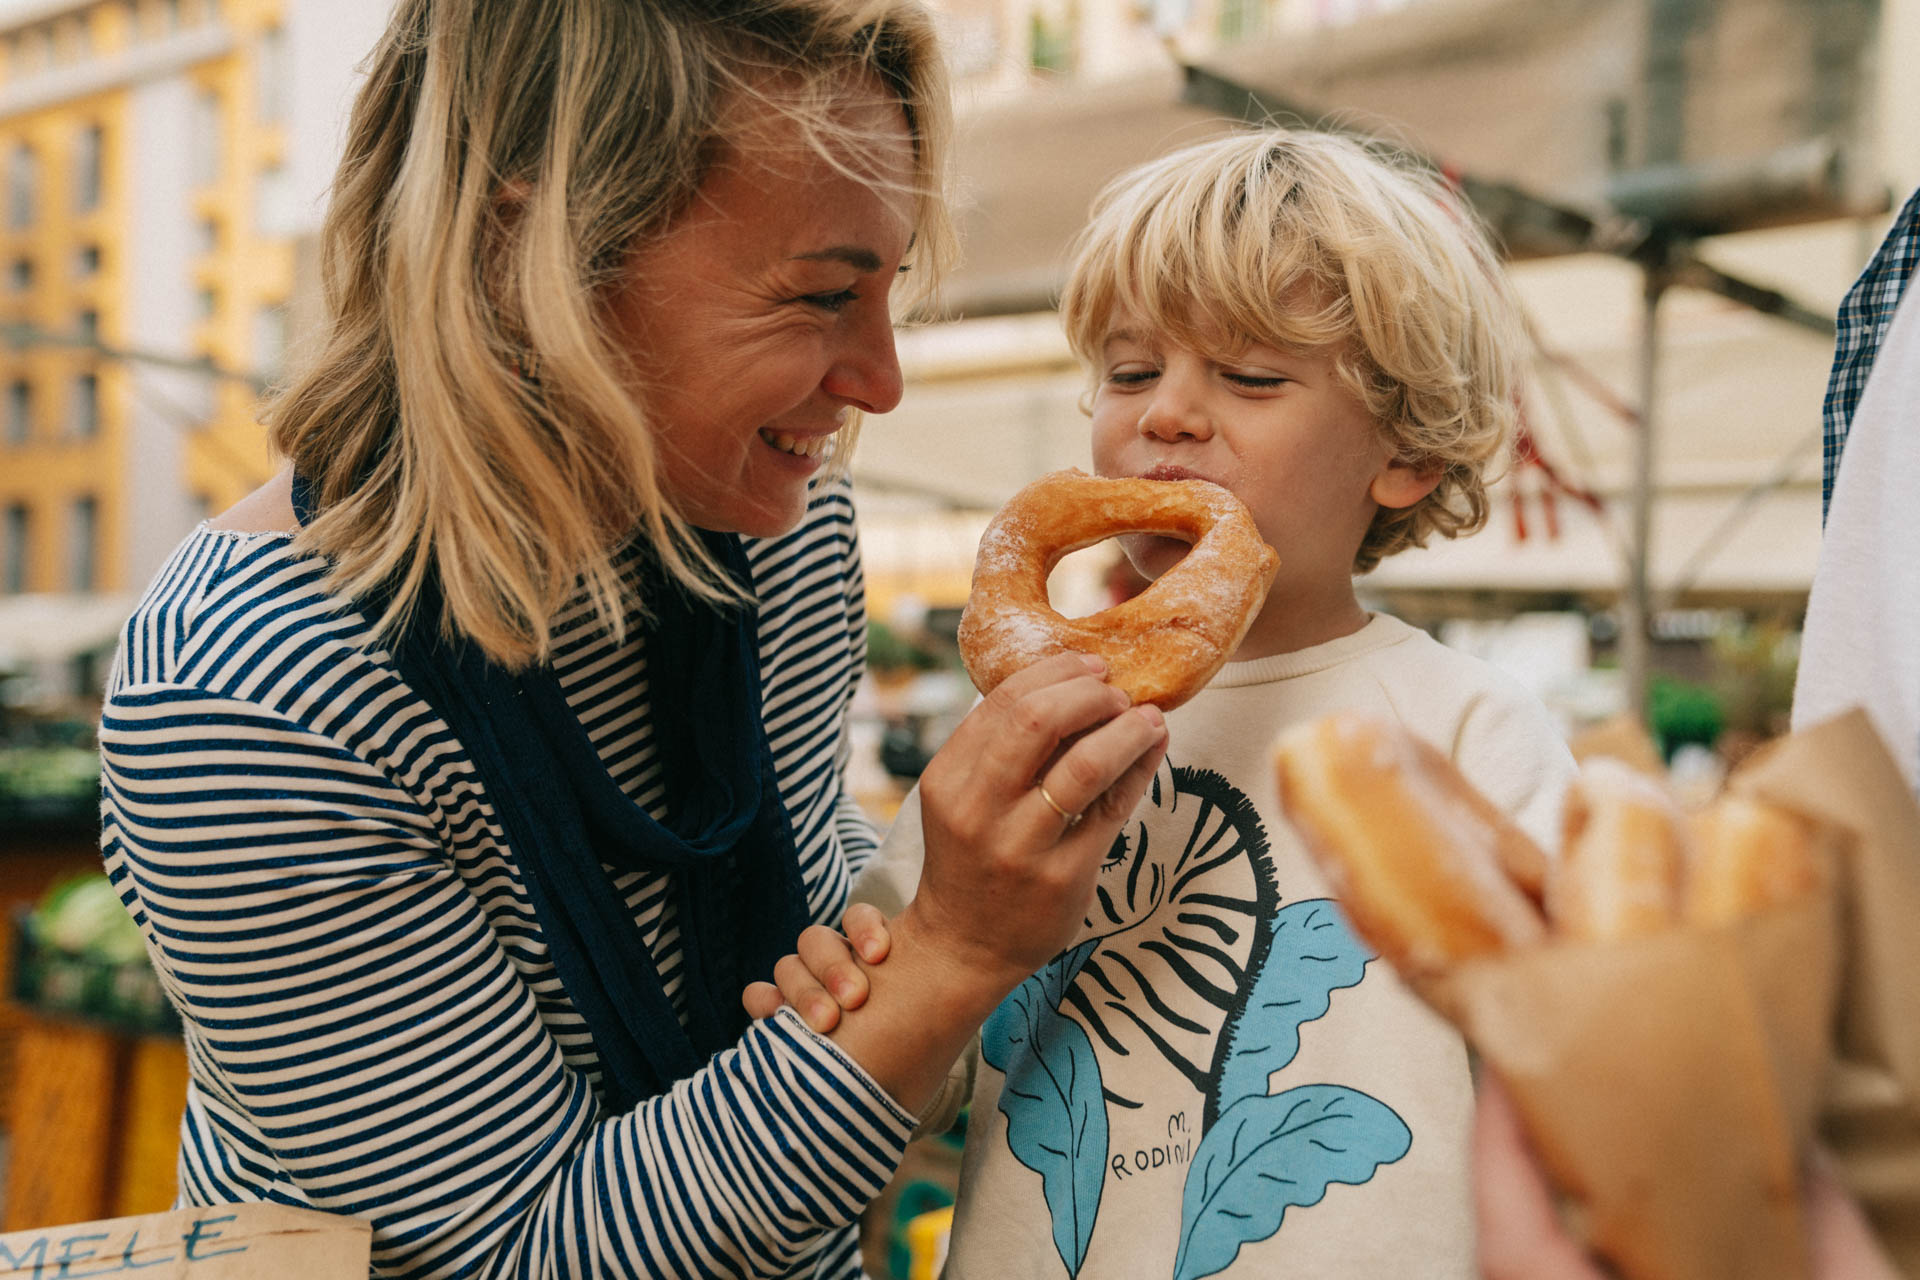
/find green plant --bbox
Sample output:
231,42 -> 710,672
1647,674 -> 1724,760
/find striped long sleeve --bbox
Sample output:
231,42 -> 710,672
98,479 -> 909,1279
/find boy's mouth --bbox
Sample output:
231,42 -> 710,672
1139,463 -> 1215,486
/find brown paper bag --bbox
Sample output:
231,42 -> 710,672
1736,709 -> 1920,1274
1425,709 -> 1920,1280
1438,898 -> 1837,1280
0,1203 -> 372,1279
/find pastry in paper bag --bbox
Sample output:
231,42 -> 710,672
1273,712 -> 1857,1280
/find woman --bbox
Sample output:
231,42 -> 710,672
98,2 -> 1167,1276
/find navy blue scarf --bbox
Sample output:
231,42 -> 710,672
292,473 -> 812,1114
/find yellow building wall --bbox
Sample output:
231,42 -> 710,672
185,0 -> 287,517
0,0 -> 288,595
0,62 -> 128,593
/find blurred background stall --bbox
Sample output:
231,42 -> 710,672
0,0 -> 1912,1271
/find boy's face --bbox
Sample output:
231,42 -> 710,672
1088,313 -> 1434,609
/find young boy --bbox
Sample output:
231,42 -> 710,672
753,127 -> 1575,1279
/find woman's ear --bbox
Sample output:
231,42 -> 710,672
1370,458 -> 1443,510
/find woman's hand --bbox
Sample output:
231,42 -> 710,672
895,652 -> 1168,999
819,652 -> 1167,1111
742,904 -> 892,1032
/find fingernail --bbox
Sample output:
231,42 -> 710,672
860,941 -> 884,963
1135,704 -> 1165,729
1080,654 -> 1108,676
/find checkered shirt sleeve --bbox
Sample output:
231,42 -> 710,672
1824,185 -> 1920,519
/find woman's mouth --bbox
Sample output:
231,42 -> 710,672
760,429 -> 834,459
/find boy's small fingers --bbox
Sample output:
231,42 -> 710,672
803,995 -> 842,1033
798,925 -> 870,1008
771,954 -> 838,1032
740,981 -> 784,1020
842,903 -> 892,963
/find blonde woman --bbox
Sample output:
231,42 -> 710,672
97,2 -> 1167,1276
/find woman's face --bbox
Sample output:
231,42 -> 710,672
607,84 -> 917,537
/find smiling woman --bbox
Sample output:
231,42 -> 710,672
94,2 -> 1171,1278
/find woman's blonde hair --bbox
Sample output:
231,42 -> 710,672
267,0 -> 954,667
1059,127 -> 1525,573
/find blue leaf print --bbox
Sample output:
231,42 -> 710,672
1212,900 -> 1372,1113
982,941 -> 1103,1276
1172,1084 -> 1412,1280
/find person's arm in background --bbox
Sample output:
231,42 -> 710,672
1781,189 -> 1920,786
1794,272 -> 1920,790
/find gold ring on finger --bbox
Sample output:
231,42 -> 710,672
1036,782 -> 1080,826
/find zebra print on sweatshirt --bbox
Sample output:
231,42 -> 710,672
98,475 -> 908,1279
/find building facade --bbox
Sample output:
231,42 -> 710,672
0,0 -> 390,603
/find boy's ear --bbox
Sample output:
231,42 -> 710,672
1370,458 -> 1443,510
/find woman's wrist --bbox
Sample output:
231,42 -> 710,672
890,898 -> 1032,1020
821,901 -> 1022,1114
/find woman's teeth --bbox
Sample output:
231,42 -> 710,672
761,430 -> 832,459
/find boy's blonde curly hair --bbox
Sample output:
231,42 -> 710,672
1059,127 -> 1525,573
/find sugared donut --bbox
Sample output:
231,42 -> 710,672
956,470 -> 1279,711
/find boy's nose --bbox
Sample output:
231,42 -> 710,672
1138,390 -> 1212,441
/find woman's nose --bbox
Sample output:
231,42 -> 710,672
822,311 -> 905,415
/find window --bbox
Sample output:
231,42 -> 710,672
3,503 -> 27,593
1218,0 -> 1265,41
163,0 -> 183,33
63,15 -> 93,63
6,379 -> 29,444
73,123 -> 103,212
258,26 -> 288,123
75,244 -> 100,276
254,161 -> 294,236
76,310 -> 98,344
10,258 -> 32,291
190,90 -> 220,186
69,371 -> 97,438
67,494 -> 95,591
196,215 -> 218,255
1029,11 -> 1074,73
196,286 -> 217,320
252,304 -> 287,375
9,144 -> 38,229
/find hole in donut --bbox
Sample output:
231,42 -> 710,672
1047,542 -> 1170,615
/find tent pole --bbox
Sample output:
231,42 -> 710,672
1623,259 -> 1671,729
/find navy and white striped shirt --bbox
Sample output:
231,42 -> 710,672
99,476 -> 912,1279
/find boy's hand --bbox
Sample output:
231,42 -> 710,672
741,904 -> 894,1033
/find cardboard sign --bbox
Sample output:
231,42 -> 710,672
0,1203 -> 371,1279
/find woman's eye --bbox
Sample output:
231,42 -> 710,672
1224,372 -> 1286,388
801,289 -> 859,312
1107,368 -> 1158,386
